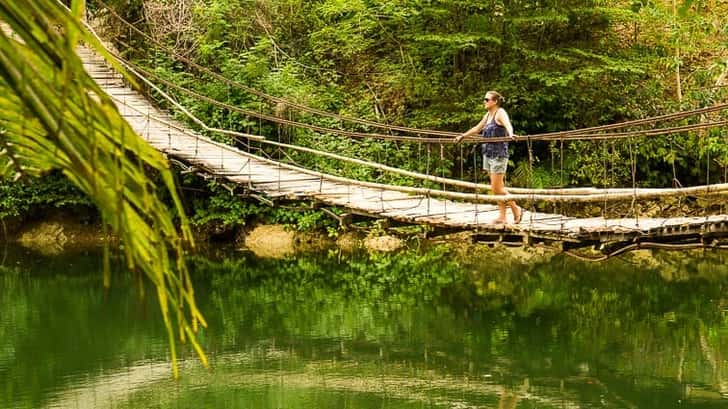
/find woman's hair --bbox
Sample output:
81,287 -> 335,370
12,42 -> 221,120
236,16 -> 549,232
485,91 -> 505,107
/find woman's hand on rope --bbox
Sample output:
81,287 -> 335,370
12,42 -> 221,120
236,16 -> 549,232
454,134 -> 466,143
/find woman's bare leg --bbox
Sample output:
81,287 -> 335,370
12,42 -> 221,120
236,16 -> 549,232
490,173 -> 508,222
490,173 -> 521,223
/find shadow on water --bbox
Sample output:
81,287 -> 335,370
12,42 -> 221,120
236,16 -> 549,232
1,243 -> 727,408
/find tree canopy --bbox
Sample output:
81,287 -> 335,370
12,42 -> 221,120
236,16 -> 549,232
95,0 -> 727,189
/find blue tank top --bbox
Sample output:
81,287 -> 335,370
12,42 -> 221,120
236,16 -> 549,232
480,109 -> 509,158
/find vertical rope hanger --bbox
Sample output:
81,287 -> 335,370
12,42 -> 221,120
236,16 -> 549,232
459,144 -> 464,179
258,100 -> 263,157
610,140 -> 617,218
668,135 -> 684,219
724,156 -> 727,219
226,83 -> 239,176
417,140 -> 422,170
379,140 -> 385,213
602,139 -> 608,222
474,145 -> 479,227
628,138 -> 639,226
143,85 -> 152,141
559,138 -> 565,233
227,83 -> 233,143
441,143 -> 447,219
704,139 -> 711,234
426,144 -> 432,216
706,138 -> 711,186
526,135 -> 535,225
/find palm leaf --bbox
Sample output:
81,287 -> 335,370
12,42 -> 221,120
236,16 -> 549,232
0,0 -> 206,378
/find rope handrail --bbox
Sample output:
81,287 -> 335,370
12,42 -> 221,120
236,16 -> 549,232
107,76 -> 728,204
525,103 -> 728,138
95,0 -> 728,142
111,56 -> 728,144
84,18 -> 728,201
529,120 -> 728,141
114,60 -> 451,143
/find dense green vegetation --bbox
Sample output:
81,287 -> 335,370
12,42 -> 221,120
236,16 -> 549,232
94,0 -> 727,189
0,172 -> 93,219
2,0 -> 727,232
181,176 -> 340,234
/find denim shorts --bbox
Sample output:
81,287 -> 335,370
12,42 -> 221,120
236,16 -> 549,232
483,155 -> 508,174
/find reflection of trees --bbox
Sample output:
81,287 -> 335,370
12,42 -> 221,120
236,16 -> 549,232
0,257 -> 169,409
2,247 -> 727,407
0,269 -> 31,368
457,249 -> 728,406
190,248 -> 728,407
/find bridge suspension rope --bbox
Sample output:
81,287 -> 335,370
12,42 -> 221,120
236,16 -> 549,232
95,0 -> 728,143
83,8 -> 728,207
105,57 -> 728,204
59,7 -> 728,257
108,55 -> 728,145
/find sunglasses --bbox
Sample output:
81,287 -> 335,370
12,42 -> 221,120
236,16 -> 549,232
484,98 -> 494,102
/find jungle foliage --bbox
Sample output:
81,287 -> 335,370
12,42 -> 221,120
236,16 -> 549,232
92,0 -> 727,190
0,172 -> 93,219
2,0 -> 727,233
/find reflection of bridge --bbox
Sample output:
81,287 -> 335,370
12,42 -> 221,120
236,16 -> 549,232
80,48 -> 728,256
43,350 -> 583,409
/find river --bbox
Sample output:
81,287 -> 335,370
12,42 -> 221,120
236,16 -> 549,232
1,244 -> 727,408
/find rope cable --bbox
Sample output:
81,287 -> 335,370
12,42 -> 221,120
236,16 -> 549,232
106,62 -> 728,202
441,143 -> 447,218
527,135 -> 535,225
100,92 -> 728,204
95,0 -> 728,142
427,144 -> 431,215
102,49 -> 728,199
474,146 -> 479,226
601,140 -> 607,220
705,139 -> 711,227
122,57 -> 728,144
560,138 -> 565,232
79,19 -> 728,205
628,138 -> 638,225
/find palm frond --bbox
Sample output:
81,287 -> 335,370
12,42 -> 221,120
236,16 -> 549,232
0,0 -> 206,378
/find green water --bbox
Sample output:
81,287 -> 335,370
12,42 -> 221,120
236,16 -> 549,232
1,244 -> 727,408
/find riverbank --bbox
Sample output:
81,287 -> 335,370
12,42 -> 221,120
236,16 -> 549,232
2,208 -> 427,258
6,207 -> 727,268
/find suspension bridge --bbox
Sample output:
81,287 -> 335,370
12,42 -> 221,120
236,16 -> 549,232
77,15 -> 728,257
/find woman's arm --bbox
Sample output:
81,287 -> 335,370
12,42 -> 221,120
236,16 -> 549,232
495,109 -> 515,138
455,115 -> 488,143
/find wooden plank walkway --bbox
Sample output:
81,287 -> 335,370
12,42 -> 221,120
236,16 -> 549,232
81,49 -> 728,249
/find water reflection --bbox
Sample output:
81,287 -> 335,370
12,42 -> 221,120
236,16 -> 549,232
1,244 -> 727,408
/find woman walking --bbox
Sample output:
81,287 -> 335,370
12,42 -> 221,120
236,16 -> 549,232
455,91 -> 522,224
